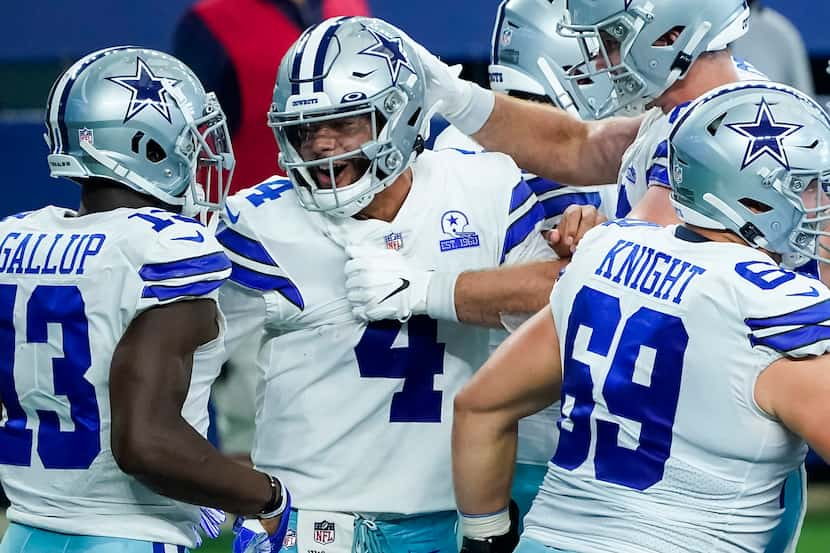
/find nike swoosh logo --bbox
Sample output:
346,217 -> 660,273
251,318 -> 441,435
788,286 -> 820,298
172,230 -> 205,243
352,70 -> 377,78
379,278 -> 410,303
225,205 -> 240,224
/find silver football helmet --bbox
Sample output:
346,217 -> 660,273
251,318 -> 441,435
44,46 -> 234,213
559,0 -> 750,118
669,82 -> 830,267
489,0 -> 603,119
268,17 -> 428,218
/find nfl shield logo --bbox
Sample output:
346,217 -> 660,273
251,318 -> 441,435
384,231 -> 404,251
313,520 -> 335,545
78,128 -> 94,146
283,528 -> 297,548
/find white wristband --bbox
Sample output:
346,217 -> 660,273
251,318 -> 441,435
460,508 -> 511,540
425,271 -> 459,322
447,83 -> 496,136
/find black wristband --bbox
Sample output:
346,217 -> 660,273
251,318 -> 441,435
259,473 -> 280,515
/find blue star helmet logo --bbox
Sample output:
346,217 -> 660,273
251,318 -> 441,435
725,97 -> 804,170
106,57 -> 182,124
358,27 -> 416,84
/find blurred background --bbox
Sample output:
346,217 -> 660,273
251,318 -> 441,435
2,1 -> 830,551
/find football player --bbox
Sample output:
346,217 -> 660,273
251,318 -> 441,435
453,81 -> 830,553
404,2 -> 805,550
432,0 -> 620,529
0,47 -> 288,553
214,16 -> 602,553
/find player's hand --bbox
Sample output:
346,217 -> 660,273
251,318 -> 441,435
232,505 -> 291,552
546,204 -> 606,258
232,487 -> 292,553
199,507 -> 226,539
344,244 -> 434,322
191,507 -> 226,547
398,30 -> 494,134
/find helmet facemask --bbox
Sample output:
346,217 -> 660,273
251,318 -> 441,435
558,11 -> 651,118
763,167 -> 830,268
170,90 -> 235,215
270,88 -> 416,218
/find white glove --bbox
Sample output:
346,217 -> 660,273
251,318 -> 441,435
404,35 -> 495,135
344,244 -> 458,322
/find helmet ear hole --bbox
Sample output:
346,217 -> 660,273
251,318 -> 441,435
146,139 -> 168,163
407,107 -> 422,128
738,197 -> 773,214
131,131 -> 145,153
707,113 -> 728,136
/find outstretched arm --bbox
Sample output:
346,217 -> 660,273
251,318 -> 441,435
453,307 -> 562,516
454,260 -> 561,327
474,94 -> 643,186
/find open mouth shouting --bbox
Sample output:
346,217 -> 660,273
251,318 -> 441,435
312,157 -> 371,189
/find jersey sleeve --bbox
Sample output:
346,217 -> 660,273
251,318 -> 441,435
133,212 -> 231,314
215,191 -> 305,313
645,138 -> 670,190
500,177 -> 558,265
739,261 -> 830,358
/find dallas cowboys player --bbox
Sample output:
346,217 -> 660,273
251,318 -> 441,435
404,3 -> 807,550
453,81 -> 830,553
432,0 -> 621,528
0,47 -> 289,553
214,16 -> 602,553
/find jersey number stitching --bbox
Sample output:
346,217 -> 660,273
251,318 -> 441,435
552,286 -> 687,490
0,284 -> 101,468
355,316 -> 445,423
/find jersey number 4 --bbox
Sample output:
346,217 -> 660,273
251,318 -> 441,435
0,284 -> 101,468
553,286 -> 687,490
355,316 -> 445,423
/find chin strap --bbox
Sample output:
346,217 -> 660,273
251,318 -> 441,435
78,140 -> 185,207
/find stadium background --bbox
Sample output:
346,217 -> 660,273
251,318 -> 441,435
1,1 -> 830,551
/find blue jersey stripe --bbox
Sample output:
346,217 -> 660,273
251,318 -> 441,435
508,179 -> 535,214
152,543 -> 165,553
653,140 -> 668,160
746,299 -> 830,330
540,191 -> 602,220
230,264 -> 305,309
216,227 -> 278,267
142,279 -> 225,302
139,252 -> 230,282
750,324 -> 830,353
616,185 -> 632,218
646,164 -> 670,187
526,176 -> 563,196
501,200 -> 544,263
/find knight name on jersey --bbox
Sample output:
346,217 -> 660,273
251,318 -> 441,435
594,237 -> 706,305
0,231 -> 106,276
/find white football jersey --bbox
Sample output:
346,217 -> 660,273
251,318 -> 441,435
216,148 -> 554,514
434,125 -> 618,226
615,58 -> 768,216
0,206 -> 230,547
435,125 -> 611,466
524,221 -> 820,553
